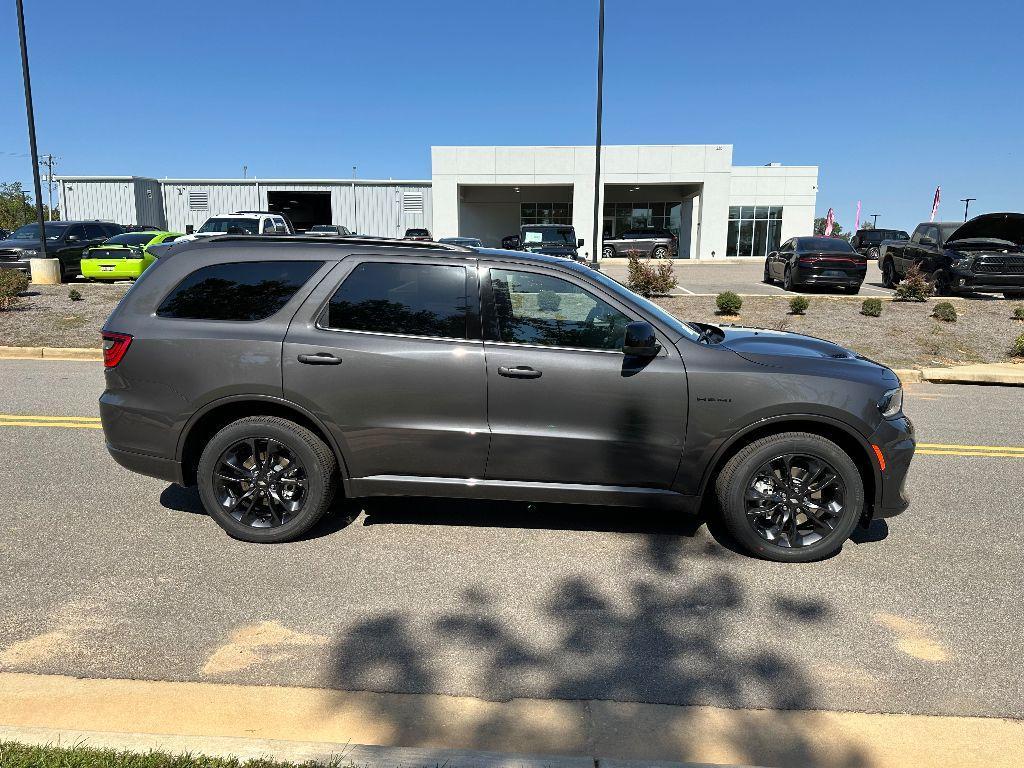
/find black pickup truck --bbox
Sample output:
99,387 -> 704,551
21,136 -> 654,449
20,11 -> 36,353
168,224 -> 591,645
879,214 -> 1024,298
850,228 -> 909,261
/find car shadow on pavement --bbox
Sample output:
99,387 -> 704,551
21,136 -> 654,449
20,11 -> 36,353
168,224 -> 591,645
313,526 -> 872,768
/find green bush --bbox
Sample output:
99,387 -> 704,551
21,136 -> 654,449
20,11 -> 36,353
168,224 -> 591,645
932,301 -> 957,322
68,288 -> 83,301
625,252 -> 677,297
861,298 -> 883,317
789,295 -> 810,315
0,269 -> 29,311
537,289 -> 560,312
1013,305 -> 1024,320
715,291 -> 742,315
893,263 -> 933,301
1011,333 -> 1024,358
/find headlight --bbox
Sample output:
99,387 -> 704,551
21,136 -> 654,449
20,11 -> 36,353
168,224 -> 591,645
878,387 -> 903,418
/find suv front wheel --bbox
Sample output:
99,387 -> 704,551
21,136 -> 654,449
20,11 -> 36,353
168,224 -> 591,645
197,416 -> 337,543
715,432 -> 865,562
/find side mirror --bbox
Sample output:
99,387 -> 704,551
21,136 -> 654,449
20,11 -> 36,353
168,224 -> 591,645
66,234 -> 79,243
768,251 -> 778,259
577,238 -> 585,248
622,320 -> 661,357
920,236 -> 935,246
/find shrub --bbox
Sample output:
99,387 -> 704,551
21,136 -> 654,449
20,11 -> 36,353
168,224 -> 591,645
537,290 -> 560,312
1011,333 -> 1024,358
932,301 -> 957,322
1013,305 -> 1024,320
0,269 -> 29,311
68,288 -> 83,302
861,298 -> 883,317
789,295 -> 810,315
625,252 -> 677,297
893,263 -> 932,301
715,291 -> 742,315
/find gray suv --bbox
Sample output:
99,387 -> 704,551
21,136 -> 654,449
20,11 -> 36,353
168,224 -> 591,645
100,236 -> 914,562
602,228 -> 678,259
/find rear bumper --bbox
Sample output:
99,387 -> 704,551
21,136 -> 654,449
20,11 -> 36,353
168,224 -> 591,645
106,444 -> 184,485
867,415 -> 915,519
795,267 -> 866,286
81,258 -> 147,280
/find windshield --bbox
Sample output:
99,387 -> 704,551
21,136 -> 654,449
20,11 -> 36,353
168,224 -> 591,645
198,218 -> 260,234
798,237 -> 855,252
8,223 -> 69,241
585,266 -> 701,341
523,227 -> 575,245
308,225 -> 337,232
103,233 -> 156,247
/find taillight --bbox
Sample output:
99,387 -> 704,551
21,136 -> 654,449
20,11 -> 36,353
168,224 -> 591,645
102,332 -> 132,368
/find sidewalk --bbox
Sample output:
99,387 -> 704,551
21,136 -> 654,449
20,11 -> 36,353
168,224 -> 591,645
2,672 -> 1023,768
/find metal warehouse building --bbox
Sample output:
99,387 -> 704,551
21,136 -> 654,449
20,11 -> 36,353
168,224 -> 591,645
58,143 -> 817,260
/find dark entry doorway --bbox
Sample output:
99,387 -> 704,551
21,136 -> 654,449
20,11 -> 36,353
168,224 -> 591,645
267,191 -> 332,233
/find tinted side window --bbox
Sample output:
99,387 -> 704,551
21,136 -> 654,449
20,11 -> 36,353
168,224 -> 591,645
84,224 -> 108,240
157,261 -> 323,321
322,262 -> 469,339
490,269 -> 631,351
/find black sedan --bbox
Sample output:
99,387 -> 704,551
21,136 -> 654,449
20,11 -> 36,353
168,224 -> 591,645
764,237 -> 867,293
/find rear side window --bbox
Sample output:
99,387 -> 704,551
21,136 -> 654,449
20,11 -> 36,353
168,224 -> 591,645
157,261 -> 323,321
321,262 -> 469,339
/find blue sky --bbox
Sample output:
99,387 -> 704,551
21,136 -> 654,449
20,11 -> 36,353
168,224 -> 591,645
2,0 -> 1020,231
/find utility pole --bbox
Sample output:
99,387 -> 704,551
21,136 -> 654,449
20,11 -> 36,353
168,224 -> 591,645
39,153 -> 55,219
243,164 -> 248,179
870,214 -> 880,228
16,0 -> 48,257
590,0 -> 605,267
960,197 -> 976,221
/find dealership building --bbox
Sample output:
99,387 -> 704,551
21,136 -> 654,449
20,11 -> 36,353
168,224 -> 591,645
57,144 -> 817,260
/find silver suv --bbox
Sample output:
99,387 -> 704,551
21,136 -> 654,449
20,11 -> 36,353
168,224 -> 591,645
602,228 -> 678,259
100,235 -> 914,561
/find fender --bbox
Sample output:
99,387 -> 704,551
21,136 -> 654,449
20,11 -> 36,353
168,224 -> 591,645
692,411 -> 881,503
175,393 -> 353,487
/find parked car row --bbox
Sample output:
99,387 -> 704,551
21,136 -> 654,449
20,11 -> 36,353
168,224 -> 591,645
0,220 -> 126,281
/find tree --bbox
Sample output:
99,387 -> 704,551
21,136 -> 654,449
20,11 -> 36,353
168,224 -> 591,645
813,216 -> 852,242
0,181 -> 59,232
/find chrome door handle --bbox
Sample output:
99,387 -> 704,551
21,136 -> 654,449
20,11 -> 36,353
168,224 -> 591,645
498,365 -> 542,379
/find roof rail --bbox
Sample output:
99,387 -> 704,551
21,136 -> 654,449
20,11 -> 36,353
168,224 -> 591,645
200,234 -> 474,252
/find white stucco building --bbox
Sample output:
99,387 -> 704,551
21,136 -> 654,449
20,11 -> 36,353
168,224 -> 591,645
58,143 -> 817,260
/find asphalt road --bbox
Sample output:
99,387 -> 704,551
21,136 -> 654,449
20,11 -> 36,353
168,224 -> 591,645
600,260 -> 896,297
0,360 -> 1022,721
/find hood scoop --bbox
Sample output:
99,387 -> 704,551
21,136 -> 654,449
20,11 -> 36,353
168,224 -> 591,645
717,325 -> 856,362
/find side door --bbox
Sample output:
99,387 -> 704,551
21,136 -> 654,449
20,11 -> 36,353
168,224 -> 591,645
772,239 -> 794,278
282,255 -> 489,483
899,225 -> 927,274
480,263 -> 687,489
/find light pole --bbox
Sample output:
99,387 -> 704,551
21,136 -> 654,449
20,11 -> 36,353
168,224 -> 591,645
960,197 -> 976,221
870,214 -> 880,228
16,0 -> 48,258
590,0 -> 605,267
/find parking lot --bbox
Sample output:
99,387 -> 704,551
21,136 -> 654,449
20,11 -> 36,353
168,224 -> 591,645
1,358 -> 1021,728
600,259 -> 897,297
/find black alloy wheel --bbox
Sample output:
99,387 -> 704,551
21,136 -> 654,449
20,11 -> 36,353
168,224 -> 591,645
881,259 -> 897,288
931,270 -> 953,297
763,260 -> 774,284
213,437 -> 307,528
783,265 -> 796,291
742,453 -> 846,549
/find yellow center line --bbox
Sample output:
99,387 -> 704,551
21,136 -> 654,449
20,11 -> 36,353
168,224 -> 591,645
917,442 -> 1024,452
0,413 -> 101,422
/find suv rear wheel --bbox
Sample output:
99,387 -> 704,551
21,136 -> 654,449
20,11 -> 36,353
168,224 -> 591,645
867,247 -> 880,262
715,432 -> 864,562
881,259 -> 898,288
197,416 -> 337,543
602,245 -> 615,259
652,246 -> 669,259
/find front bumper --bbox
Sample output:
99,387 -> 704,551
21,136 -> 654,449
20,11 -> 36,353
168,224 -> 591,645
867,414 -> 915,519
947,266 -> 1024,293
0,259 -> 31,274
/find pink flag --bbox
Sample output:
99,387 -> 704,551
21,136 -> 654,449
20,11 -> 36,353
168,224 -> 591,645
930,186 -> 941,221
855,201 -> 862,231
824,208 -> 835,237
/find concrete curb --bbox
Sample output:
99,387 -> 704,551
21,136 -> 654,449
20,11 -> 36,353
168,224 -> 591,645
0,725 -> 748,768
0,346 -> 101,361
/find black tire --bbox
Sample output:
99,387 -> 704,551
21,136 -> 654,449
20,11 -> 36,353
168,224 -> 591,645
763,260 -> 774,284
197,416 -> 337,543
783,266 -> 796,292
653,246 -> 669,259
881,259 -> 898,288
867,247 -> 880,262
931,269 -> 952,297
602,245 -> 615,259
714,432 -> 865,563
1003,291 -> 1024,300
844,283 -> 862,294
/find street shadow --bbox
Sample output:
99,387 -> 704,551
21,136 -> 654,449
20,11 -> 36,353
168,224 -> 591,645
313,531 -> 872,767
851,518 -> 889,544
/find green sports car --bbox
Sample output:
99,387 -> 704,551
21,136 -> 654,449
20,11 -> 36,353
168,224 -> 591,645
81,231 -> 182,280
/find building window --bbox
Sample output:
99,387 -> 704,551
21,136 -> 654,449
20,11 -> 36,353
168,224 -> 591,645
521,202 -> 573,227
727,206 -> 783,258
